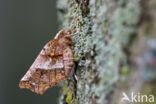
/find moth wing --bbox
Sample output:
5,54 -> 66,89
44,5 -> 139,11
19,40 -> 66,95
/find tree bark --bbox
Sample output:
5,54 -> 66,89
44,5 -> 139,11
56,0 -> 156,104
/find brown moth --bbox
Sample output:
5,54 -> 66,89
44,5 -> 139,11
19,29 -> 74,95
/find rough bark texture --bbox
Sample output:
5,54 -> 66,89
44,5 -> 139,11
56,0 -> 156,104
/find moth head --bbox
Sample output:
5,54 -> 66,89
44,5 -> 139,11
58,37 -> 72,47
55,29 -> 66,39
55,29 -> 72,46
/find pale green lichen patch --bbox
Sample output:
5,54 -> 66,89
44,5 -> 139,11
112,0 -> 141,45
57,0 -> 141,103
58,0 -> 92,61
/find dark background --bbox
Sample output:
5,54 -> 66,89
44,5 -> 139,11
0,0 -> 59,104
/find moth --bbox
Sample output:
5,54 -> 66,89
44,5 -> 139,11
19,29 -> 74,95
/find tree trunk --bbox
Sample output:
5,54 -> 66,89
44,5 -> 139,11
57,0 -> 156,104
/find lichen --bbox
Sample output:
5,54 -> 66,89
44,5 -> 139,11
112,0 -> 141,45
57,0 -> 141,103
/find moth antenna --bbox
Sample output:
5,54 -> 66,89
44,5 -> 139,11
64,29 -> 77,38
64,34 -> 73,38
67,29 -> 72,34
55,29 -> 66,39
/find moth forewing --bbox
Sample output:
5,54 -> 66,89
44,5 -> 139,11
19,29 -> 74,95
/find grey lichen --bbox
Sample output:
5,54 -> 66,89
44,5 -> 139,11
57,0 -> 141,103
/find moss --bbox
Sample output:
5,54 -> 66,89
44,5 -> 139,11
66,92 -> 73,104
73,53 -> 79,62
59,78 -> 76,104
62,83 -> 68,94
